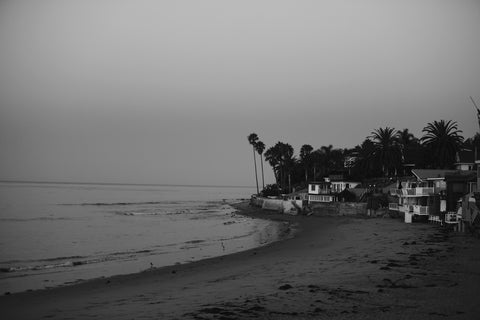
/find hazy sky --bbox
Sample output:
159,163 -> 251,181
1,0 -> 479,186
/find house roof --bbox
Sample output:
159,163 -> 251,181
412,169 -> 458,181
308,181 -> 329,184
444,171 -> 476,182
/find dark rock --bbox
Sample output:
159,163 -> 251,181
278,284 -> 293,290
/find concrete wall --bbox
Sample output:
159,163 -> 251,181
250,197 -> 264,208
282,200 -> 303,215
261,198 -> 302,215
309,202 -> 368,217
253,197 -> 377,217
250,197 -> 303,215
262,198 -> 284,212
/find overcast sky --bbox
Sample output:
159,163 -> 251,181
1,0 -> 479,186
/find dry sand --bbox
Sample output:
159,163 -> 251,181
1,202 -> 480,319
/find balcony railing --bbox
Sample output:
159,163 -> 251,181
390,187 -> 434,197
308,194 -> 335,203
388,203 -> 399,211
398,204 -> 430,215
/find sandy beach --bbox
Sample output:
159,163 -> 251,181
2,201 -> 480,319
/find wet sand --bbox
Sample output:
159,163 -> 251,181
1,202 -> 480,319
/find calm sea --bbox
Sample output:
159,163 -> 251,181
0,182 -> 285,293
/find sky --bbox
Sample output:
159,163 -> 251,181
0,0 -> 479,186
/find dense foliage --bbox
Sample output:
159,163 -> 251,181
249,120 -> 478,194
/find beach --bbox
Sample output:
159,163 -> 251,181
2,201 -> 480,319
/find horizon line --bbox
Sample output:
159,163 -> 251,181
0,179 -> 255,189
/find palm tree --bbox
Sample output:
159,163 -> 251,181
421,120 -> 464,169
265,142 -> 295,193
395,128 -> 424,173
396,128 -> 417,147
255,141 -> 266,191
310,149 -> 324,180
369,127 -> 402,176
320,145 -> 333,176
351,139 -> 379,179
463,133 -> 480,151
299,144 -> 313,182
247,133 -> 259,195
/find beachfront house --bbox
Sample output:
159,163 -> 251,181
457,153 -> 480,234
308,181 -> 336,203
389,169 -> 476,223
325,174 -> 361,194
308,174 -> 360,204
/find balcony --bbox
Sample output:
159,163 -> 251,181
398,204 -> 430,215
390,187 -> 434,197
388,203 -> 399,211
308,194 -> 335,203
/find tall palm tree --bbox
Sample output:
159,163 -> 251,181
299,144 -> 313,182
421,120 -> 464,169
247,133 -> 259,195
255,141 -> 266,191
369,127 -> 402,176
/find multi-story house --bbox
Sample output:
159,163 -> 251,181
308,181 -> 336,203
308,174 -> 361,204
389,169 -> 475,223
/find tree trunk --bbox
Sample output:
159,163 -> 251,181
252,147 -> 259,195
288,173 -> 291,194
260,154 -> 265,191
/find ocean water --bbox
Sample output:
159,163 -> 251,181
0,182 -> 286,293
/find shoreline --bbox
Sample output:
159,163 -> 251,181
2,202 -> 480,319
0,200 -> 285,294
0,202 -> 299,295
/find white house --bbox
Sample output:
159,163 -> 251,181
324,174 -> 361,194
308,181 -> 336,203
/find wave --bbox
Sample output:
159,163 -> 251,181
0,217 -> 76,222
0,238 -> 222,275
59,201 -> 181,206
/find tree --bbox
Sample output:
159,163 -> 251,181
351,139 -> 379,179
463,133 -> 480,151
396,128 -> 417,147
265,142 -> 295,193
320,145 -> 334,173
369,127 -> 402,176
255,140 -> 266,191
247,133 -> 259,194
395,128 -> 424,173
299,144 -> 313,182
421,120 -> 464,169
310,149 -> 324,180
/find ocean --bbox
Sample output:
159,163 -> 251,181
0,182 -> 285,293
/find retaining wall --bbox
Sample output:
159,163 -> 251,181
249,197 -> 302,215
309,202 -> 368,217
